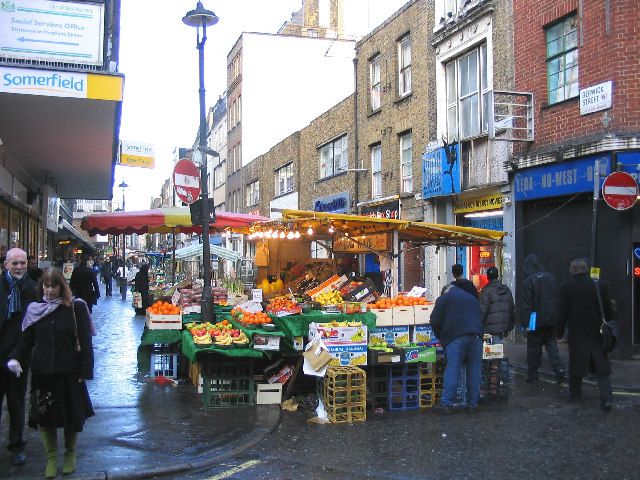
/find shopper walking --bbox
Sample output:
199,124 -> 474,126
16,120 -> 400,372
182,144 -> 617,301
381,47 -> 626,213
521,253 -> 565,384
0,248 -> 38,466
134,263 -> 150,315
557,258 -> 614,410
7,267 -> 95,478
449,263 -> 478,298
479,266 -> 515,344
70,255 -> 100,313
430,284 -> 483,413
100,257 -> 114,297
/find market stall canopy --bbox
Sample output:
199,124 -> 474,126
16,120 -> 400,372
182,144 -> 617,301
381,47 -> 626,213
80,207 -> 269,236
174,242 -> 242,262
245,210 -> 505,247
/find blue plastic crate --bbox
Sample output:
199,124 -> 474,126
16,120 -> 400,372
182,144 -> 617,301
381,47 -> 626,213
388,364 -> 420,410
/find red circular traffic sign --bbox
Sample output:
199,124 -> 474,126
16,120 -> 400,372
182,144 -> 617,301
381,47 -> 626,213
602,171 -> 638,210
173,158 -> 201,204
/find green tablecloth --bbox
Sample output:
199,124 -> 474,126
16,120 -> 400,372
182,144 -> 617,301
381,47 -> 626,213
137,327 -> 183,373
181,330 -> 264,362
273,311 -> 377,337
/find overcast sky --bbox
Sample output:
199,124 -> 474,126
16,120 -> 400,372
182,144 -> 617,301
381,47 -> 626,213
115,0 -> 408,211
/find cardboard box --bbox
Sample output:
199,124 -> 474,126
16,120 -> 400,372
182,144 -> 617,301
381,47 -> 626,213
392,306 -> 415,326
371,308 -> 393,326
482,343 -> 504,359
146,311 -> 182,330
413,303 -> 435,324
403,346 -> 437,363
306,275 -> 348,300
308,323 -> 367,345
342,279 -> 379,303
369,326 -> 410,346
256,383 -> 283,404
368,345 -> 404,364
325,344 -> 367,366
252,333 -> 281,350
291,336 -> 305,351
412,325 -> 437,344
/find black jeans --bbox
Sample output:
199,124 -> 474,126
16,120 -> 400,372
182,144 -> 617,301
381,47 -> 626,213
0,365 -> 29,452
526,325 -> 564,381
104,277 -> 112,295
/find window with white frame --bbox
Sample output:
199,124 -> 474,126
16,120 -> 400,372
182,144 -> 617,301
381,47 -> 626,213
370,56 -> 381,110
319,135 -> 348,179
246,180 -> 259,207
400,132 -> 413,193
546,15 -> 578,104
275,163 -> 294,196
445,43 -> 489,141
371,145 -> 382,198
214,161 -> 226,189
398,36 -> 411,97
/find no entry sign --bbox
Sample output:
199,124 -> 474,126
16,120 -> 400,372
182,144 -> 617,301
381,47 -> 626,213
173,158 -> 201,204
602,171 -> 638,211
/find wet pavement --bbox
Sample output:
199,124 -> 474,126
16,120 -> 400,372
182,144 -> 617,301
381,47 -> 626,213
0,284 -> 638,479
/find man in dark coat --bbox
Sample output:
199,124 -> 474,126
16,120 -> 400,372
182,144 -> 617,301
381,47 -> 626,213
134,264 -> 150,315
449,263 -> 479,298
521,253 -> 565,384
430,284 -> 483,413
69,255 -> 100,313
479,266 -> 515,344
0,248 -> 38,465
557,258 -> 614,410
100,257 -> 114,297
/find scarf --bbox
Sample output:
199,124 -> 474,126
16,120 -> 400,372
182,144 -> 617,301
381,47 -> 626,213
6,271 -> 27,316
22,297 -> 62,331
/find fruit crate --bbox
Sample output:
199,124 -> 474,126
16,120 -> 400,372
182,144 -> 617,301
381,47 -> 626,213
366,364 -> 390,411
149,353 -> 179,379
479,357 -> 509,403
388,363 -> 420,410
202,376 -> 255,408
150,342 -> 180,354
201,357 -> 254,380
323,366 -> 366,423
419,360 -> 445,408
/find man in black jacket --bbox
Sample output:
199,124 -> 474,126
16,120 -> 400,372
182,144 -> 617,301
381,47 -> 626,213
0,248 -> 38,465
522,254 -> 564,384
100,257 -> 114,297
70,255 -> 100,313
449,263 -> 478,298
479,266 -> 515,344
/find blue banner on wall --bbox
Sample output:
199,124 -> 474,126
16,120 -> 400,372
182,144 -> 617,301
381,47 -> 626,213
422,144 -> 461,198
514,154 -> 611,201
617,152 -> 640,183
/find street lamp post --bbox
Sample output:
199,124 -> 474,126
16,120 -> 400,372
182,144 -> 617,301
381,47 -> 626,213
118,180 -> 128,300
183,2 -> 218,323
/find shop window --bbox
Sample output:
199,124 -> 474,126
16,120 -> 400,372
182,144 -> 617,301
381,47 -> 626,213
371,145 -> 382,198
275,163 -> 294,196
546,15 -> 578,104
246,180 -> 259,207
319,135 -> 348,179
400,132 -> 413,193
370,56 -> 381,110
398,36 -> 411,97
445,43 -> 489,141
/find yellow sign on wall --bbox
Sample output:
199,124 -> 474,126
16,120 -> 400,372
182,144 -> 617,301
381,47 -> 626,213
119,140 -> 155,168
334,233 -> 391,253
454,194 -> 503,214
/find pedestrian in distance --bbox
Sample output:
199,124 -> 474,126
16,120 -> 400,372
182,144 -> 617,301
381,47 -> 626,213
430,283 -> 484,414
0,248 -> 38,466
7,267 -> 95,478
479,266 -> 515,344
69,255 -> 101,313
27,255 -> 43,283
448,263 -> 479,298
521,253 -> 565,384
556,258 -> 614,411
100,257 -> 114,297
134,263 -> 150,315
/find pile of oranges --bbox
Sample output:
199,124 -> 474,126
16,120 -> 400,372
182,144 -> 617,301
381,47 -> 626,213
147,301 -> 180,315
368,295 -> 429,310
231,307 -> 272,324
265,297 -> 300,314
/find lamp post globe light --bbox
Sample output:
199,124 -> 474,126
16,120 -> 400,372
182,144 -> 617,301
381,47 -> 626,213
183,2 -> 218,323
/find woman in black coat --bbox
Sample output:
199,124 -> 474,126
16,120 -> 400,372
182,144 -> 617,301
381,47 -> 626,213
134,263 -> 150,315
556,258 -> 613,411
7,267 -> 95,477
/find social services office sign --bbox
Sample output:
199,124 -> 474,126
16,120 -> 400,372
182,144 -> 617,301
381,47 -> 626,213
0,0 -> 104,65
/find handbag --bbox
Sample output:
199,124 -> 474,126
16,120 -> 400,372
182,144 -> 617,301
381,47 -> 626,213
133,291 -> 143,309
28,389 -> 53,424
594,279 -> 617,353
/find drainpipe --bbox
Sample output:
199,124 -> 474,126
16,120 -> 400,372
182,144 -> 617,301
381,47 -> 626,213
353,57 -> 359,213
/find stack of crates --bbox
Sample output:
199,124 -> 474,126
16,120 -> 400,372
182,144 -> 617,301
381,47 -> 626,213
480,357 -> 509,403
149,343 -> 180,379
418,360 -> 445,408
201,359 -> 255,408
366,365 -> 390,411
388,363 -> 420,410
323,366 -> 366,423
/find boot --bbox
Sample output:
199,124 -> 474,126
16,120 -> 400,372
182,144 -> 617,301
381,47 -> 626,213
62,429 -> 78,475
40,427 -> 58,479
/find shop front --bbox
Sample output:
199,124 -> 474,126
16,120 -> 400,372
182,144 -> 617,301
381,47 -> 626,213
514,153 -> 638,356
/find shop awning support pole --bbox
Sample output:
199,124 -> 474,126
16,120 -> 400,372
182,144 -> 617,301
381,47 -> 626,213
172,230 -> 176,284
392,229 -> 399,297
590,159 -> 600,274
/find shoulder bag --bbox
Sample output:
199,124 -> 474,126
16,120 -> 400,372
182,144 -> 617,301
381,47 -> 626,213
594,279 -> 617,353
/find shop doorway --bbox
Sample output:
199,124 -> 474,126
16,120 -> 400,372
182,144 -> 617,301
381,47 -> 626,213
633,243 -> 640,347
